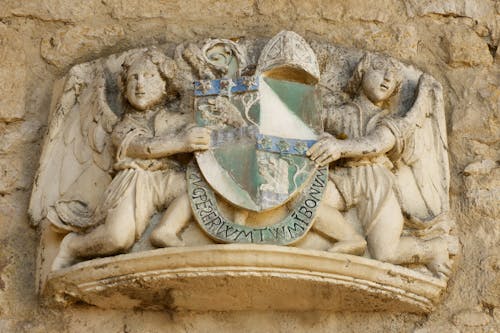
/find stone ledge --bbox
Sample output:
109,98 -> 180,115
44,244 -> 446,312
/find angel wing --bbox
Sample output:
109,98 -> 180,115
29,62 -> 119,232
392,74 -> 450,224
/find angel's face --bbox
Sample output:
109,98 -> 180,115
126,59 -> 166,111
361,60 -> 399,104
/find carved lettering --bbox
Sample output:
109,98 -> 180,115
287,222 -> 305,238
188,164 -> 327,245
235,230 -> 253,242
298,206 -> 313,218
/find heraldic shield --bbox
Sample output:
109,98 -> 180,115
193,74 -> 323,212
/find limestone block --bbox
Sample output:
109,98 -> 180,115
478,254 -> 500,308
494,307 -> 500,323
0,320 -> 16,333
404,0 -> 495,23
0,0 -> 106,23
320,2 -> 344,21
40,24 -> 125,69
290,0 -> 321,19
0,121 -> 42,155
446,69 -> 498,153
0,156 -> 20,195
452,309 -> 491,327
464,160 -> 498,176
319,0 -> 404,23
0,24 -> 26,122
0,154 -> 36,194
108,0 -> 254,20
0,192 -> 29,229
443,24 -> 493,67
256,0 -> 296,22
318,23 -> 418,61
392,24 -> 419,56
405,0 -> 499,42
342,0 -> 401,23
464,162 -> 500,219
413,323 -> 460,333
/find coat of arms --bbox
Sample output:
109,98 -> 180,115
30,31 -> 455,289
28,30 -> 457,312
188,31 -> 327,244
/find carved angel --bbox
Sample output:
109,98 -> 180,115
308,53 -> 454,277
150,38 -> 251,246
30,48 -> 210,270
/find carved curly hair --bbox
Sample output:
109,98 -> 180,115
119,47 -> 179,102
344,53 -> 403,99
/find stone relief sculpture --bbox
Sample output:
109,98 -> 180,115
31,48 -> 211,269
29,30 -> 457,312
150,38 -> 251,246
308,53 -> 453,277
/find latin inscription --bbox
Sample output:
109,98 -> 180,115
188,163 -> 327,245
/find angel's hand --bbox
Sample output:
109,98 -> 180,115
182,126 -> 211,152
417,73 -> 435,91
307,136 -> 343,167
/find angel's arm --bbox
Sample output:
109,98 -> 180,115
371,74 -> 439,163
112,118 -> 210,160
310,74 -> 438,167
319,83 -> 433,165
307,127 -> 396,166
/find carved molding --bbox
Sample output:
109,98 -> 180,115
45,245 -> 445,312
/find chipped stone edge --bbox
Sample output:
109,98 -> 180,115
44,244 -> 446,312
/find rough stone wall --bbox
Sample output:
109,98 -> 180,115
0,0 -> 498,332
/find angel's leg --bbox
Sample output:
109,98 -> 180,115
150,192 -> 192,247
313,204 -> 366,255
52,191 -> 137,270
365,191 -> 450,277
365,189 -> 404,262
312,180 -> 366,255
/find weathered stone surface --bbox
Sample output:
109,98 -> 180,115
0,0 -> 107,22
1,155 -> 36,195
464,163 -> 500,218
0,320 -> 16,333
108,0 -> 254,20
290,0 -> 320,19
40,24 -> 126,69
0,24 -> 26,122
342,0 -> 404,23
404,0 -> 497,28
493,307 -> 500,323
0,157 -> 22,195
0,0 -> 498,332
0,121 -> 43,155
45,245 -> 446,312
356,24 -> 419,60
452,309 -> 491,327
256,0 -> 296,23
464,160 -> 498,176
404,0 -> 500,44
479,255 -> 500,308
413,323 -> 460,333
443,24 -> 493,67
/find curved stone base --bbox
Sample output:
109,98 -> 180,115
44,245 -> 446,313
